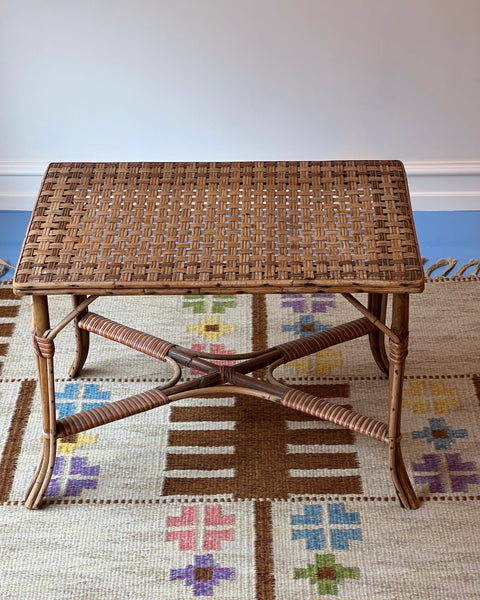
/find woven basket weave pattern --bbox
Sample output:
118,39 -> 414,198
15,161 -> 423,291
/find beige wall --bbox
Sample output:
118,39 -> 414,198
2,0 -> 480,161
1,0 -> 479,209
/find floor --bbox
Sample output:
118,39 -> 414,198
1,210 -> 479,280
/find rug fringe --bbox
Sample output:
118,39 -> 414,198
424,257 -> 456,278
423,257 -> 480,279
0,258 -> 15,278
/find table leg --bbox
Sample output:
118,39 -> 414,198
367,292 -> 389,375
68,295 -> 90,378
24,295 -> 57,509
387,293 -> 420,509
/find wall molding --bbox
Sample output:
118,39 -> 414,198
404,161 -> 480,175
0,162 -> 48,176
0,160 -> 479,211
1,160 -> 480,175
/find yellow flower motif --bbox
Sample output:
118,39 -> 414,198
57,433 -> 98,454
187,316 -> 235,342
289,357 -> 311,375
314,349 -> 342,376
403,381 -> 428,414
430,381 -> 458,414
403,381 -> 458,414
290,349 -> 342,376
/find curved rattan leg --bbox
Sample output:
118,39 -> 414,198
24,431 -> 57,510
25,296 -> 57,510
387,294 -> 420,509
368,293 -> 389,375
388,439 -> 419,509
68,295 -> 90,378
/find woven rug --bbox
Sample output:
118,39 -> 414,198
1,278 -> 479,599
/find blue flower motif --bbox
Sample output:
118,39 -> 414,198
282,315 -> 331,338
412,418 -> 467,450
291,504 -> 361,552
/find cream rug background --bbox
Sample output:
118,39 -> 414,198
0,278 -> 479,599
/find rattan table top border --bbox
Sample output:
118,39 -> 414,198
13,160 -> 425,296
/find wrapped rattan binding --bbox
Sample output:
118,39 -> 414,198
281,388 -> 389,442
32,333 -> 54,359
78,313 -> 174,361
57,387 -> 171,438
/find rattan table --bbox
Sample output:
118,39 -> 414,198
13,161 -> 424,510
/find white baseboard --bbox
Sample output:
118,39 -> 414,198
404,161 -> 480,175
0,162 -> 48,176
0,161 -> 479,211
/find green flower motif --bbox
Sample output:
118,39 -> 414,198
294,553 -> 359,595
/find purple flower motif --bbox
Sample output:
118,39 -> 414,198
412,453 -> 479,493
45,456 -> 100,497
281,293 -> 336,314
281,294 -> 307,313
170,554 -> 234,596
311,293 -> 336,313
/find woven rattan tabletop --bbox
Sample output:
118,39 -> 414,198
13,161 -> 424,296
